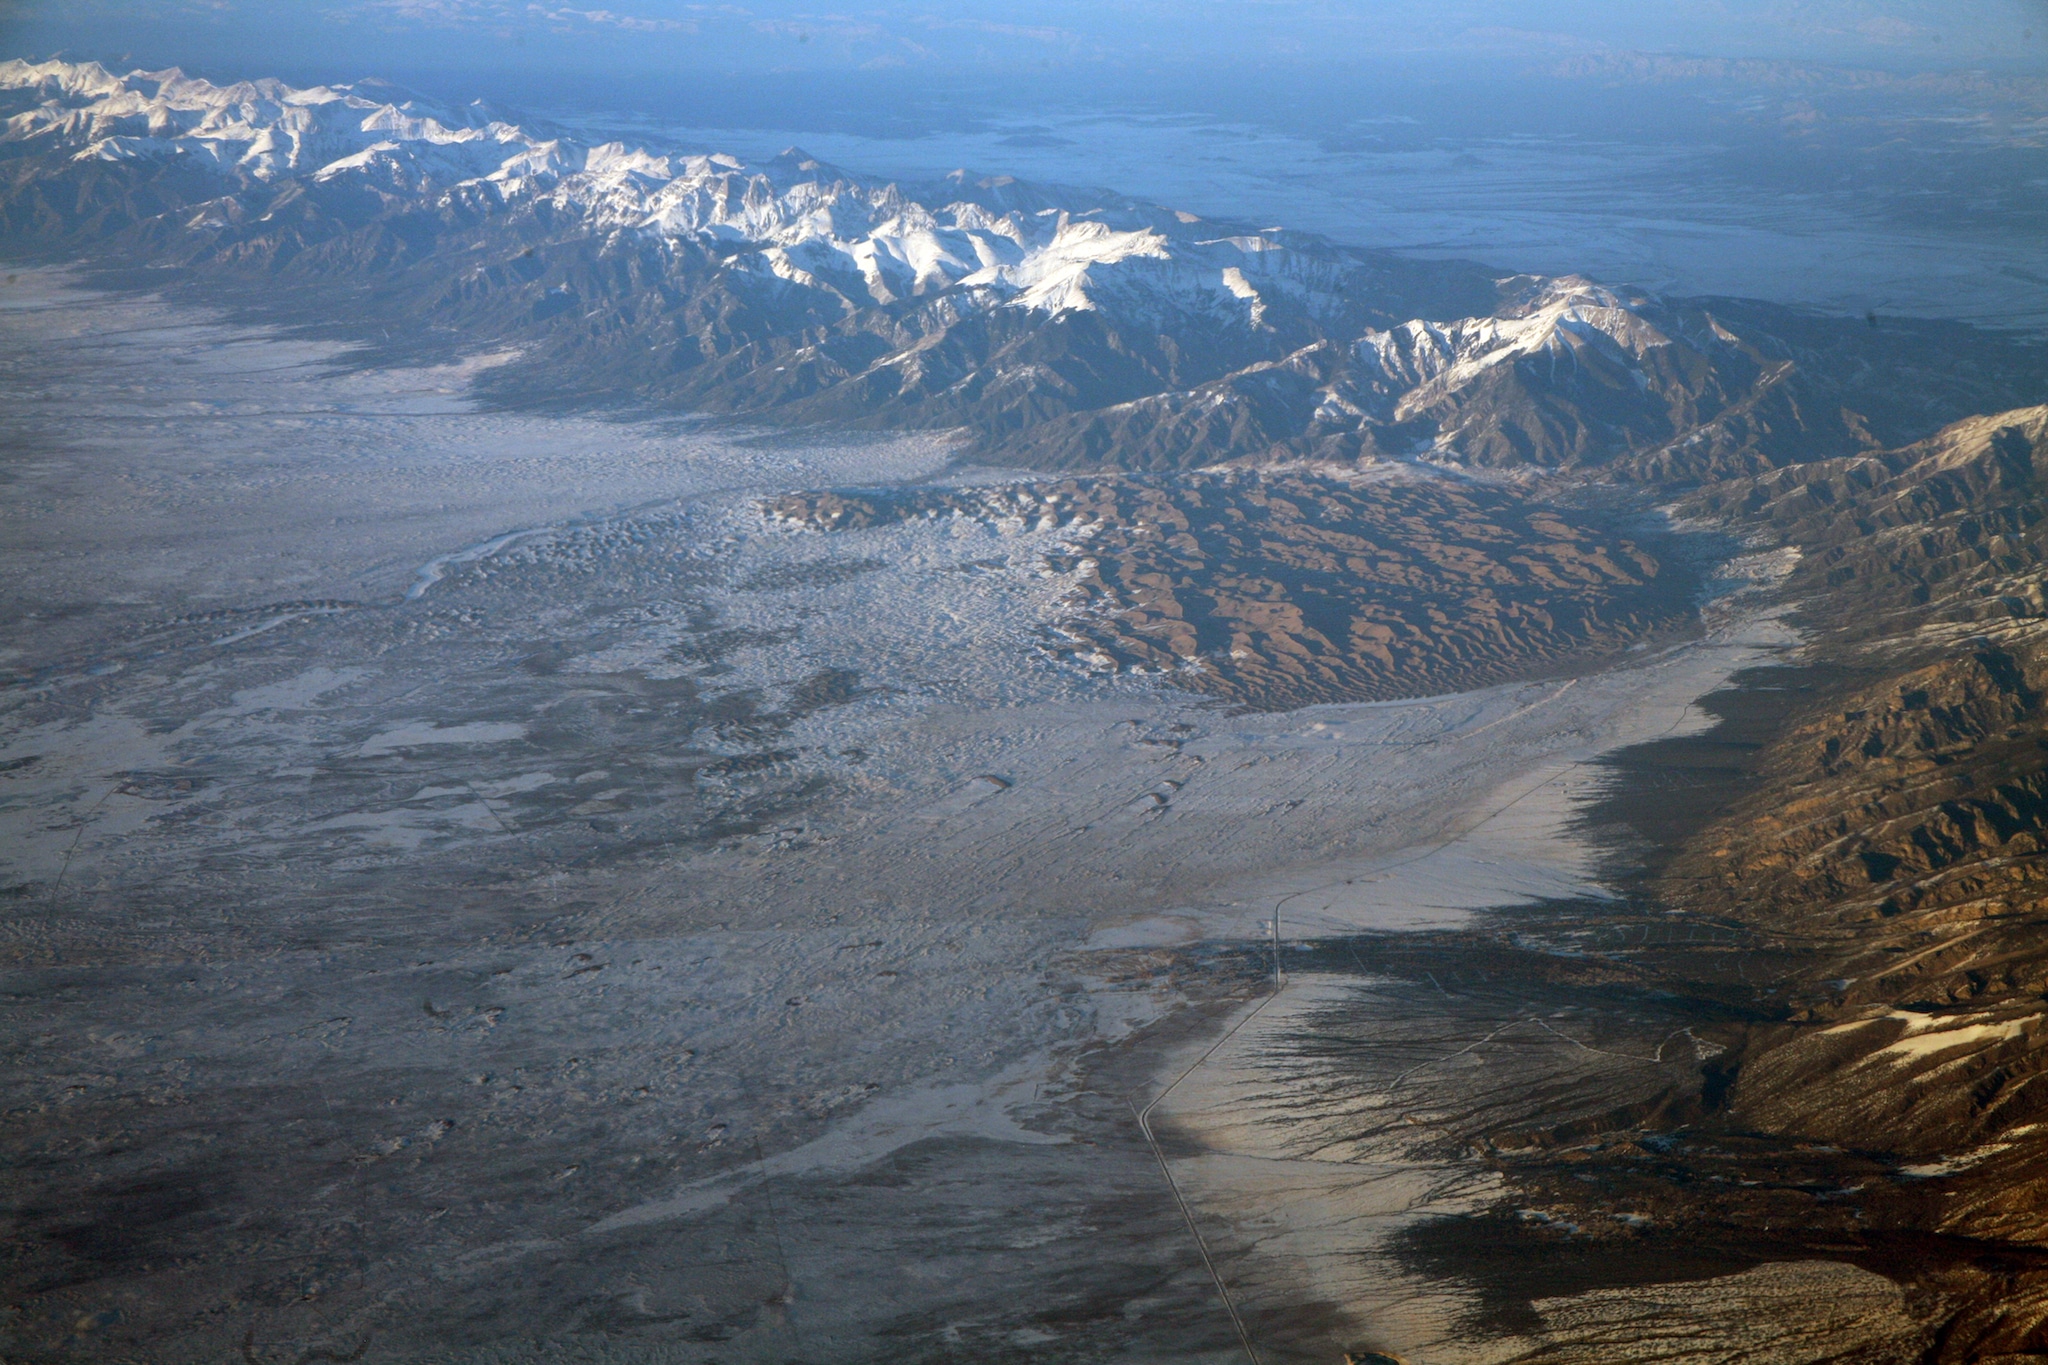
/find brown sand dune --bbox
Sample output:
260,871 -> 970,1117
771,467 -> 1697,709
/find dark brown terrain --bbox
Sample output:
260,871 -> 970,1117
769,468 -> 1697,709
1370,407 -> 2048,1360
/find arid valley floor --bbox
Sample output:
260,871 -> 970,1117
10,34 -> 2048,1365
1,267 -> 1851,1363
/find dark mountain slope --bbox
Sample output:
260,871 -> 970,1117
4,59 -> 2042,478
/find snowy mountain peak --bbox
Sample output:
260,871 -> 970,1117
1347,272 -> 1754,426
0,57 -> 538,185
0,58 -> 1367,325
0,55 -> 1910,477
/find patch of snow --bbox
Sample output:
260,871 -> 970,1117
357,721 -> 528,757
1826,1008 -> 2035,1069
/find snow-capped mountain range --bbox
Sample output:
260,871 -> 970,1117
0,57 -> 1343,326
4,57 -> 2039,473
0,59 -> 531,183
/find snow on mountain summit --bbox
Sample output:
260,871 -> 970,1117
0,58 -> 1361,326
7,56 -> 1968,476
0,58 -> 531,184
1350,275 -> 1735,421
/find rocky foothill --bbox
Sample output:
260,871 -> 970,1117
1442,409 -> 2048,1360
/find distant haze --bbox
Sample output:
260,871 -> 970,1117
7,2 -> 2048,327
6,1 -> 2045,87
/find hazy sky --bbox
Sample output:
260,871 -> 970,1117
6,0 -> 2046,84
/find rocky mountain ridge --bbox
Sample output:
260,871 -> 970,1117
6,57 -> 2044,478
